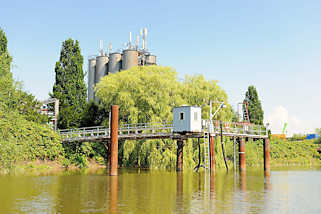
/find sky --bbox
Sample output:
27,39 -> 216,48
1,0 -> 320,136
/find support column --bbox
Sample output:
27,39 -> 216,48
176,140 -> 184,171
264,138 -> 271,175
110,105 -> 119,176
209,135 -> 215,173
239,138 -> 246,172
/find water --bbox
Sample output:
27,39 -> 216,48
1,168 -> 321,214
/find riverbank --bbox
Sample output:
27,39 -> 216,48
0,159 -> 106,176
208,138 -> 321,169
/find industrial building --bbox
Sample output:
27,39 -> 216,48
88,28 -> 157,101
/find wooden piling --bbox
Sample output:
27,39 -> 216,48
239,138 -> 246,172
264,138 -> 271,174
209,135 -> 215,173
176,140 -> 184,171
110,105 -> 119,176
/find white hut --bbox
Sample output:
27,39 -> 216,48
173,106 -> 202,133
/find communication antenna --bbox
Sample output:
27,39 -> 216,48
142,27 -> 147,50
136,35 -> 139,50
108,43 -> 112,54
99,40 -> 104,56
129,32 -> 132,44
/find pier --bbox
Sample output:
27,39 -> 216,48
59,105 -> 270,175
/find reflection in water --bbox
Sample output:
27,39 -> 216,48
109,176 -> 118,214
176,172 -> 183,213
239,170 -> 246,192
210,172 -> 215,200
264,171 -> 271,191
1,168 -> 321,213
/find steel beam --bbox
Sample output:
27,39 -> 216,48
110,105 -> 119,176
176,140 -> 184,171
239,138 -> 246,172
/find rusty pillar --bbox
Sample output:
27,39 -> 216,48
264,138 -> 271,173
209,135 -> 215,173
239,138 -> 246,172
110,105 -> 119,176
176,140 -> 184,171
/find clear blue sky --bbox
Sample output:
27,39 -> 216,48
1,0 -> 321,135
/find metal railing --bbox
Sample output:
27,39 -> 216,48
59,120 -> 267,142
59,121 -> 173,142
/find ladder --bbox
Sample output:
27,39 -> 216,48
203,131 -> 210,170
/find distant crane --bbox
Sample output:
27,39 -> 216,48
282,123 -> 288,135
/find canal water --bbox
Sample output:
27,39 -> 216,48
1,168 -> 320,213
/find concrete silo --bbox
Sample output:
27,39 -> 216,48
95,55 -> 109,84
87,57 -> 96,101
122,49 -> 138,70
108,52 -> 122,74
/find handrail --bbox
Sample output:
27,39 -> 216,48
59,120 -> 268,142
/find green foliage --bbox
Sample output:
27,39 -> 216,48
270,139 -> 320,165
81,101 -> 109,127
0,108 -> 63,170
244,85 -> 264,125
52,38 -> 87,129
288,133 -> 306,141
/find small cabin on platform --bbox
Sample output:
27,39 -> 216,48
173,106 -> 202,133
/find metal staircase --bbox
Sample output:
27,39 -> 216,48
203,131 -> 210,169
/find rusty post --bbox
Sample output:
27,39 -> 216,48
239,138 -> 246,172
176,140 -> 184,171
209,135 -> 215,173
264,138 -> 271,174
110,105 -> 119,176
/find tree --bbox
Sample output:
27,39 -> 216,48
244,85 -> 264,125
52,39 -> 87,129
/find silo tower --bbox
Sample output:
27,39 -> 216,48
87,56 -> 96,101
95,40 -> 108,84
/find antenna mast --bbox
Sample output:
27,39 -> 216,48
108,43 -> 112,54
99,40 -> 104,56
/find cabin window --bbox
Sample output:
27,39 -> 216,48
180,112 -> 184,120
194,112 -> 198,121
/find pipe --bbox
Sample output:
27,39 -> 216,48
239,138 -> 246,172
264,138 -> 271,174
176,140 -> 184,171
220,122 -> 229,172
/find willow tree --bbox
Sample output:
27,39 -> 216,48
95,65 -> 233,169
244,85 -> 264,125
52,39 -> 87,129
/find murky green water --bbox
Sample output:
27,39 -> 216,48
1,167 -> 321,213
